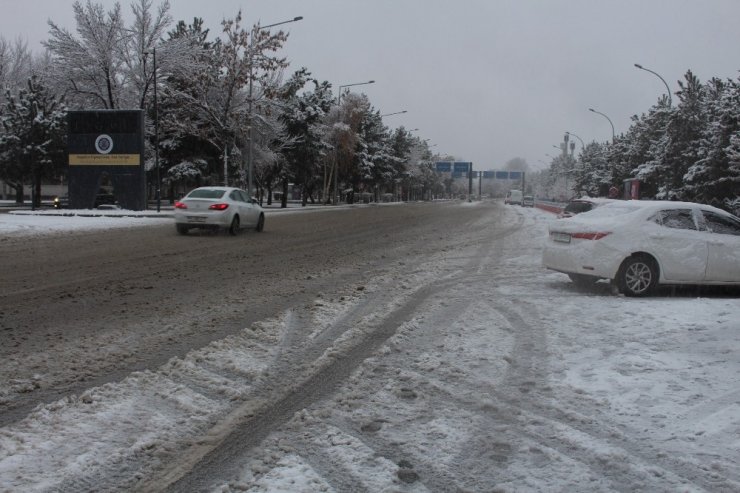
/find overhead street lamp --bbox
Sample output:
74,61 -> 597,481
142,47 -> 160,212
333,79 -> 375,204
589,108 -> 615,141
380,110 -> 407,117
337,80 -> 375,104
247,16 -> 303,198
634,63 -> 672,107
565,131 -> 585,150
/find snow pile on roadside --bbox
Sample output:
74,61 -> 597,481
0,212 -> 171,236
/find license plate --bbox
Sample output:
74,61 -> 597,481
187,216 -> 206,223
552,232 -> 571,243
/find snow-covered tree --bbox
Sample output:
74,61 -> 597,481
162,10 -> 290,186
350,105 -> 394,194
656,70 -> 707,199
45,1 -> 128,109
0,37 -> 33,93
574,142 -> 611,196
277,68 -> 334,206
0,76 -> 67,205
684,77 -> 740,206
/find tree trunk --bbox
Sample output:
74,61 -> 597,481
14,184 -> 24,204
281,179 -> 288,209
34,175 -> 42,208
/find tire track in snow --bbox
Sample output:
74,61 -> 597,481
155,202 -> 520,491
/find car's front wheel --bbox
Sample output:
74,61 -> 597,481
228,215 -> 240,236
617,255 -> 658,296
255,213 -> 265,232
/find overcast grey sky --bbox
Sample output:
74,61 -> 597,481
3,0 -> 740,170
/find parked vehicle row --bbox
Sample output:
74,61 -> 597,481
543,200 -> 740,296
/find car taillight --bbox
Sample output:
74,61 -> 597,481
174,201 -> 188,209
209,203 -> 229,210
571,232 -> 611,240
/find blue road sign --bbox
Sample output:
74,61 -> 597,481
509,171 -> 522,180
495,171 -> 509,179
435,161 -> 452,172
482,171 -> 495,179
453,162 -> 471,173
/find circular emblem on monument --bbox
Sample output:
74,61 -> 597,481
95,134 -> 113,154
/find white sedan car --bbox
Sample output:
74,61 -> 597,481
543,200 -> 740,296
173,186 -> 265,235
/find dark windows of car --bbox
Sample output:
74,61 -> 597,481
563,201 -> 594,215
701,210 -> 740,236
650,209 -> 697,230
189,189 -> 226,199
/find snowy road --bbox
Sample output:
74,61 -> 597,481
1,201 -> 739,492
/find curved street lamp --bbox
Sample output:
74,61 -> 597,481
634,63 -> 672,107
380,110 -> 407,117
565,131 -> 585,149
588,108 -> 615,141
247,16 -> 303,198
337,80 -> 375,104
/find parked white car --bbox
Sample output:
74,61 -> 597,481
173,186 -> 265,235
543,200 -> 740,296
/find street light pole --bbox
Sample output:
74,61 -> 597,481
634,63 -> 672,107
565,131 -> 585,150
589,108 -> 615,141
247,16 -> 303,198
380,110 -> 407,117
143,47 -> 160,212
333,79 -> 375,205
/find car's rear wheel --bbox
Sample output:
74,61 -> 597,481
255,213 -> 265,232
228,215 -> 240,236
176,224 -> 189,235
568,273 -> 599,288
617,255 -> 658,296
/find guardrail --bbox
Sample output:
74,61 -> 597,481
534,200 -> 565,215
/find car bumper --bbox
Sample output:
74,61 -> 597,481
542,240 -> 623,279
173,210 -> 231,228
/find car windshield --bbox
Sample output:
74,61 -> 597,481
563,201 -> 593,214
188,189 -> 225,199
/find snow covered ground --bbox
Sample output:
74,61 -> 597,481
0,204 -> 738,491
0,208 -> 172,236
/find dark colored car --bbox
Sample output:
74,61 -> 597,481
53,195 -> 69,209
94,188 -> 116,207
53,188 -> 116,209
